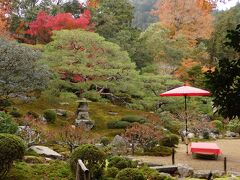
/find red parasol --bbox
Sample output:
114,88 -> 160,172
160,83 -> 211,153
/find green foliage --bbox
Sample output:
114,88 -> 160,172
100,137 -> 111,146
208,4 -> 240,62
206,23 -> 240,120
0,112 -> 18,134
10,110 -> 22,118
105,167 -> 119,178
139,166 -> 174,180
70,144 -> 106,179
43,110 -> 57,123
0,99 -> 11,108
82,91 -> 102,102
108,156 -> 137,170
121,115 -> 146,124
211,120 -> 223,133
0,39 -> 50,98
160,134 -> 179,147
5,161 -> 72,180
228,119 -> 240,133
0,134 -> 26,178
116,168 -> 145,180
107,121 -> 131,129
203,131 -> 210,139
143,146 -> 172,156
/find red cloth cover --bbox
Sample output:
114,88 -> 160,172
190,142 -> 222,155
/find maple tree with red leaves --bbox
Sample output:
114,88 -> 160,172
26,9 -> 92,44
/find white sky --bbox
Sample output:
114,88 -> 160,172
80,0 -> 239,11
217,0 -> 240,10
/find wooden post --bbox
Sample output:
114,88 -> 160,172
224,157 -> 227,174
172,148 -> 175,165
76,159 -> 90,180
76,162 -> 80,180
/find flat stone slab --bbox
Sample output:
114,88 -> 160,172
150,165 -> 178,174
30,146 -> 62,158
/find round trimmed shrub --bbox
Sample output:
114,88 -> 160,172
121,115 -> 146,124
144,146 -> 172,156
100,136 -> 111,146
211,120 -> 223,133
0,133 -> 26,178
43,110 -> 56,123
116,168 -> 145,180
82,91 -> 101,102
107,121 -> 130,129
70,144 -> 106,179
10,110 -> 22,118
0,112 -> 18,134
108,156 -> 137,170
160,134 -> 179,147
105,167 -> 119,178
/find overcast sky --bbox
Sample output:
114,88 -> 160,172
217,0 -> 239,10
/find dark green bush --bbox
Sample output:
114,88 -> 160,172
0,112 -> 18,134
121,115 -> 146,124
100,137 -> 111,146
10,110 -> 22,118
160,134 -> 179,147
107,121 -> 130,129
108,156 -> 137,170
139,166 -> 167,180
105,167 -> 119,178
144,146 -> 172,156
43,110 -> 57,123
0,99 -> 11,108
228,119 -> 240,133
0,133 -> 26,178
203,131 -> 210,139
70,144 -> 106,179
116,168 -> 145,180
27,111 -> 39,118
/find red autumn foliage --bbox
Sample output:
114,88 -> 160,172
26,9 -> 92,44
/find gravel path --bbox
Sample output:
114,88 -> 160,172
130,139 -> 240,172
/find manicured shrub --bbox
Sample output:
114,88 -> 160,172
70,144 -> 106,179
100,136 -> 111,146
144,146 -> 172,156
108,156 -> 137,170
0,99 -> 11,108
116,168 -> 145,180
203,131 -> 210,139
43,110 -> 57,123
0,112 -> 18,134
139,166 -> 167,180
160,134 -> 179,147
228,119 -> 240,133
107,121 -> 131,129
0,133 -> 26,178
121,115 -> 146,124
105,167 -> 119,178
10,110 -> 22,118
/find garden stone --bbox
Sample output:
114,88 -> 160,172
56,109 -> 67,116
193,170 -> 211,179
187,133 -> 195,139
212,170 -> 224,178
177,164 -> 194,177
108,111 -> 118,115
225,131 -> 237,137
111,135 -> 128,147
30,146 -> 62,159
209,132 -> 217,139
159,172 -> 172,179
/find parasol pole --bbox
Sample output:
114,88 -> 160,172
185,95 -> 188,154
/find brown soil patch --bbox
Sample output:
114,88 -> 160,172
130,139 -> 240,172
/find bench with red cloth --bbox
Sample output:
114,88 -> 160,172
190,142 -> 222,156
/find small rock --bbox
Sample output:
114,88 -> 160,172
187,133 -> 195,139
225,131 -> 237,137
193,170 -> 211,179
177,164 -> 194,177
30,146 -> 62,159
108,111 -> 118,115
